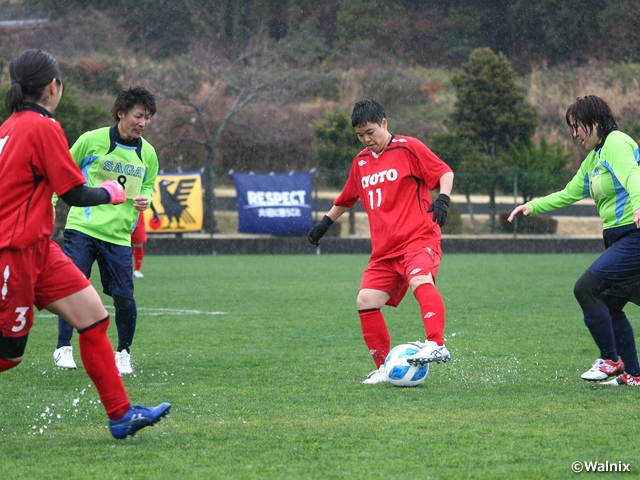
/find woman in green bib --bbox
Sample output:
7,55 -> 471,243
509,95 -> 640,387
53,87 -> 159,375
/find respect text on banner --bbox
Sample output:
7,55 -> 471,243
233,172 -> 313,235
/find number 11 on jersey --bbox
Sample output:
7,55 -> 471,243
368,188 -> 382,209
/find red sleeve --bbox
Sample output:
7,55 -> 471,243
408,138 -> 452,190
333,159 -> 360,208
33,119 -> 86,196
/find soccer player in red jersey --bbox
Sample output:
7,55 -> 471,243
308,99 -> 454,384
0,49 -> 169,438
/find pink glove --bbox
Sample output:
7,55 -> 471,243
100,180 -> 126,205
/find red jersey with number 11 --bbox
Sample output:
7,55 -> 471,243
0,108 -> 86,249
334,135 -> 452,260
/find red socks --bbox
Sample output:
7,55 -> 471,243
359,309 -> 390,367
413,283 -> 445,345
358,284 -> 445,367
133,246 -> 144,271
0,357 -> 20,372
79,317 -> 130,420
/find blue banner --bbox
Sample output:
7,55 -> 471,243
232,172 -> 314,235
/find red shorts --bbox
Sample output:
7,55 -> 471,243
131,213 -> 147,244
0,239 -> 91,338
360,246 -> 442,307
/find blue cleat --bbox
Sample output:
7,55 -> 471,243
109,403 -> 171,439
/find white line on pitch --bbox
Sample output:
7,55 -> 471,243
36,307 -> 227,318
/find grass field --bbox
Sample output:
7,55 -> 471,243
1,253 -> 639,479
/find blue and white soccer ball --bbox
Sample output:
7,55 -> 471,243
384,344 -> 429,387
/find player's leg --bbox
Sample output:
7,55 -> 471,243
96,241 -> 136,374
132,242 -> 144,277
358,288 -> 392,369
0,334 -> 27,371
46,288 -> 132,417
598,288 -> 640,386
38,243 -> 130,420
402,247 -> 451,366
574,270 -> 618,362
603,293 -> 640,375
131,213 -> 146,278
39,242 -> 170,437
411,275 -> 445,345
573,233 -> 640,382
54,230 -> 95,369
358,259 -> 405,384
0,245 -> 39,371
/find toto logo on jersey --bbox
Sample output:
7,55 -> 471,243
361,169 -> 398,188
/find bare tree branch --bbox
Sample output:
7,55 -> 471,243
148,31 -> 299,232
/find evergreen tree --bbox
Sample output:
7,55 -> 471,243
450,47 -> 537,232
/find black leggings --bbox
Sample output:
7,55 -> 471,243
0,333 -> 28,359
574,270 -> 626,316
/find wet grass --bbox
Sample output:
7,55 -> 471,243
1,253 -> 639,479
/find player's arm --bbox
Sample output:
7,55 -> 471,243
60,181 -> 126,206
42,124 -> 124,206
528,164 -> 590,215
437,171 -> 454,197
509,161 -> 590,222
308,156 -> 360,245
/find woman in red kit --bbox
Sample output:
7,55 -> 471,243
308,99 -> 454,384
0,49 -> 169,438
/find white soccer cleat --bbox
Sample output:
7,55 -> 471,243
362,365 -> 389,384
580,357 -> 625,381
133,270 -> 144,278
581,358 -> 607,381
115,350 -> 133,374
53,346 -> 77,369
406,341 -> 451,366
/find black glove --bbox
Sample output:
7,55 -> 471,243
427,193 -> 450,227
307,215 -> 334,246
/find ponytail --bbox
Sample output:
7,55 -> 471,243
4,82 -> 25,113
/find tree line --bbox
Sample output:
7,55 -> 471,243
28,0 -> 640,70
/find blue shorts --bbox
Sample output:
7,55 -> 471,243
62,229 -> 134,300
589,226 -> 640,303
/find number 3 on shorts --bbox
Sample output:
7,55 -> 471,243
12,307 -> 29,333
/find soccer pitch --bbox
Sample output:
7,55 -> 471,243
2,253 -> 639,479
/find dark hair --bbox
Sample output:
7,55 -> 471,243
351,99 -> 386,128
5,49 -> 62,113
565,95 -> 617,140
110,86 -> 157,122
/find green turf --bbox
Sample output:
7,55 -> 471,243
1,254 -> 639,479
